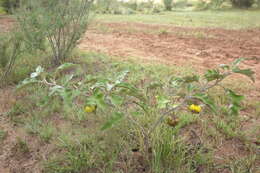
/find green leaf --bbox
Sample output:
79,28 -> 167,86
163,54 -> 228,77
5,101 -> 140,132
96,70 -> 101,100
193,93 -> 217,113
101,112 -> 124,131
232,58 -> 245,67
116,82 -> 146,102
232,67 -> 255,82
219,64 -> 230,70
49,85 -> 64,96
227,89 -> 244,105
86,89 -> 107,110
114,70 -> 129,85
156,95 -> 170,109
183,75 -> 199,83
169,77 -> 184,88
16,78 -> 39,90
204,69 -> 223,82
109,94 -> 124,106
30,66 -> 44,78
226,89 -> 244,116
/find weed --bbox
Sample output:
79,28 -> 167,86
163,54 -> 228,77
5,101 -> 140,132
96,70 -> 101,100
0,129 -> 7,141
39,123 -> 55,143
16,137 -> 30,154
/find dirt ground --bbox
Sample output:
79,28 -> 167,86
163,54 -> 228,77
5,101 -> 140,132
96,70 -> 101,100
79,22 -> 260,96
0,17 -> 260,172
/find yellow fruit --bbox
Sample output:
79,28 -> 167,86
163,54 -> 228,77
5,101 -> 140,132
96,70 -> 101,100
84,105 -> 96,113
166,116 -> 179,127
189,104 -> 201,113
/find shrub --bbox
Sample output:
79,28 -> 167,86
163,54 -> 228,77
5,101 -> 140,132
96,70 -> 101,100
163,0 -> 173,11
231,0 -> 254,8
0,32 -> 23,86
16,0 -> 93,65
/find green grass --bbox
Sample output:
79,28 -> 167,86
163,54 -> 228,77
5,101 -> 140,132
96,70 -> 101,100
0,129 -> 6,141
6,51 -> 257,173
96,10 -> 260,29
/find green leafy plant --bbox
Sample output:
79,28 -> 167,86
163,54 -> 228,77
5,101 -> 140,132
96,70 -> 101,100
18,58 -> 254,136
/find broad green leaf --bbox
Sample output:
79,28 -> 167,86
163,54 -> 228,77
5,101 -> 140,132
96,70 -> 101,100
227,89 -> 244,116
156,95 -> 170,109
193,93 -> 217,113
232,67 -> 255,82
109,94 -> 124,106
169,77 -> 184,88
49,85 -> 64,96
86,89 -> 107,110
204,69 -> 223,82
16,78 -> 39,90
116,82 -> 146,101
101,112 -> 124,131
227,89 -> 244,105
114,70 -> 129,85
30,66 -> 44,78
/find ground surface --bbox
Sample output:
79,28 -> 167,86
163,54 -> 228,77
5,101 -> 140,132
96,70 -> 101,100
79,21 -> 260,95
0,12 -> 260,173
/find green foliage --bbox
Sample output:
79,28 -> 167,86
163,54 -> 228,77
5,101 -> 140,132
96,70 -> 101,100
0,129 -> 7,141
18,58 -> 254,136
14,53 -> 257,172
0,0 -> 19,13
0,31 -> 24,86
231,0 -> 254,8
163,0 -> 173,11
16,0 -> 93,65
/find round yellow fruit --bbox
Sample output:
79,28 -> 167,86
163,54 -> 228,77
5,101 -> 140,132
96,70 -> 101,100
84,105 -> 96,113
189,104 -> 201,113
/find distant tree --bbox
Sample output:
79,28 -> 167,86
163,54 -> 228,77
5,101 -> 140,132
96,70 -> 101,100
163,0 -> 173,11
230,0 -> 254,8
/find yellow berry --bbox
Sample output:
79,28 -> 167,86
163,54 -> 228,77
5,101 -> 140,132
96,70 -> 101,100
84,105 -> 96,113
189,104 -> 201,113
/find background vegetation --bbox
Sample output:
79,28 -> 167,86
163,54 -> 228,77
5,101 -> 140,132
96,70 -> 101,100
0,0 -> 259,173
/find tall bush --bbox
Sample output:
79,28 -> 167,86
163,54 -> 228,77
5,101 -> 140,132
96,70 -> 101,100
16,0 -> 93,65
163,0 -> 173,11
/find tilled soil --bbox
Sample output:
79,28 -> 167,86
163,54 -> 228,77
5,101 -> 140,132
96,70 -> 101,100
79,22 -> 260,96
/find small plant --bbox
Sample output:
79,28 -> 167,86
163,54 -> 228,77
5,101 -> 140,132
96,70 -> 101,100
15,137 -> 30,154
39,123 -> 55,143
0,129 -> 7,141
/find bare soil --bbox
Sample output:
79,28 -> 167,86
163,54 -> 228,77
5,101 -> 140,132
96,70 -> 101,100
79,22 -> 260,96
0,17 -> 260,172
